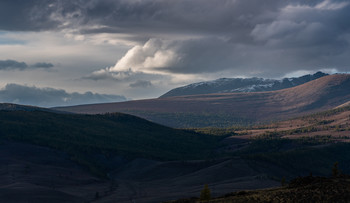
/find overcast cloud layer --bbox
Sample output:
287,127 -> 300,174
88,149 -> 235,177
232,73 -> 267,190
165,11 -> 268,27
0,0 -> 350,106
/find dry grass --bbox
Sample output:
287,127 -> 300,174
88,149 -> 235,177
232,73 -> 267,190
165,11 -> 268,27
234,104 -> 350,142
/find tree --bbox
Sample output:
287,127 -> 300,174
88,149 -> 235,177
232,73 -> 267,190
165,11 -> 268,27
200,184 -> 211,201
332,161 -> 340,177
281,177 -> 286,186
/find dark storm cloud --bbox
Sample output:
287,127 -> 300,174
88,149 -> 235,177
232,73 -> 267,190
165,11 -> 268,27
0,60 -> 54,70
69,0 -> 289,45
2,0 -> 350,77
0,84 -> 126,107
2,0 -> 349,42
0,0 -> 60,31
0,0 -> 284,35
74,0 -> 350,77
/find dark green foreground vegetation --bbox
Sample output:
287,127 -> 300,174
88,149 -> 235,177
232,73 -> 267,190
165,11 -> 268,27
165,137 -> 350,202
168,174 -> 350,203
243,141 -> 350,177
0,110 -> 221,177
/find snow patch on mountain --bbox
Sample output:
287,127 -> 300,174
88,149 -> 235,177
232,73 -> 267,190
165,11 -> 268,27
160,71 -> 329,98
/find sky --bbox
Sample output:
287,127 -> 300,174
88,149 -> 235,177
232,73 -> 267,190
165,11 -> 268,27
0,0 -> 349,107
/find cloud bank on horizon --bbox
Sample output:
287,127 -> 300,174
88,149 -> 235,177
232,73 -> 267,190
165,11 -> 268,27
0,0 -> 350,105
0,59 -> 54,70
0,84 -> 126,107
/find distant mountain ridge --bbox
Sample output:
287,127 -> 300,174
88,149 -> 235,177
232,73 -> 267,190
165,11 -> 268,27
0,103 -> 66,113
160,71 -> 328,98
55,74 -> 350,128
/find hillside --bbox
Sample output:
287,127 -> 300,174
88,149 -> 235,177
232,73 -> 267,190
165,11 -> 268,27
55,74 -> 350,128
230,102 -> 350,141
0,107 -> 220,176
160,72 -> 328,98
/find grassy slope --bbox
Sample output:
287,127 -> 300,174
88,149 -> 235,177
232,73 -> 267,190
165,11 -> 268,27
230,104 -> 350,141
0,110 -> 221,176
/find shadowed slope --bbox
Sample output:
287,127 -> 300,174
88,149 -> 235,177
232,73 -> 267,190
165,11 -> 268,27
0,109 -> 220,177
0,141 -> 109,203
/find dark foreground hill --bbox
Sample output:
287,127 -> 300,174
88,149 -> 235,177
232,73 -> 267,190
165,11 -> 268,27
0,107 -> 220,176
56,74 -> 350,128
160,71 -> 328,98
0,141 -> 109,203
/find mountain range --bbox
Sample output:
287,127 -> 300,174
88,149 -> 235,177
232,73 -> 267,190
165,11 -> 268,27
56,74 -> 350,128
160,71 -> 328,98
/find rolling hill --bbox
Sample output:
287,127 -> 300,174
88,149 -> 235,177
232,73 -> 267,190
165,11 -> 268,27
55,74 -> 350,128
0,106 -> 220,175
160,71 -> 328,98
